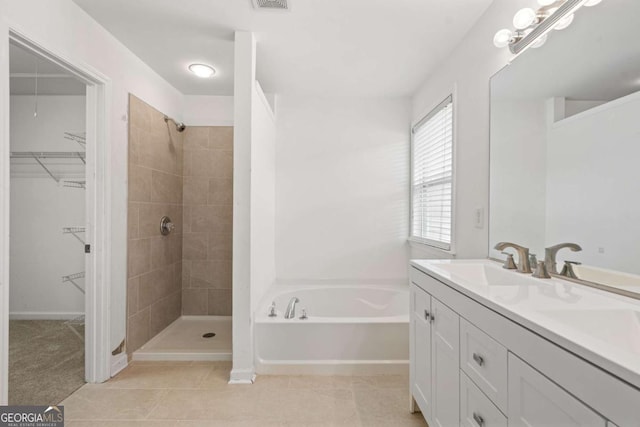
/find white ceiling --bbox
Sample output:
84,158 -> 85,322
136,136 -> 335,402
72,0 -> 494,97
492,0 -> 640,102
10,43 -> 86,96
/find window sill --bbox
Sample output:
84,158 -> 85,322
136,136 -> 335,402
408,238 -> 457,258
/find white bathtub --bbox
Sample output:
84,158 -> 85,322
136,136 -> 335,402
254,285 -> 409,375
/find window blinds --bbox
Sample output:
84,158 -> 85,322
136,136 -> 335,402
411,96 -> 453,250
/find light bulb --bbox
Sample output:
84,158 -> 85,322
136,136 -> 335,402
493,29 -> 513,48
537,0 -> 556,5
188,63 -> 216,78
555,13 -> 574,30
584,0 -> 602,6
531,34 -> 548,48
513,8 -> 537,30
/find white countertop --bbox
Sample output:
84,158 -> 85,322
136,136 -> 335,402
410,258 -> 640,390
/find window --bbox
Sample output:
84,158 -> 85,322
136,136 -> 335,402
410,95 -> 454,250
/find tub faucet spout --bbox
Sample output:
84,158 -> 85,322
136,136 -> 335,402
284,297 -> 300,319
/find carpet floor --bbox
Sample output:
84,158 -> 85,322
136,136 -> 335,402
9,320 -> 86,405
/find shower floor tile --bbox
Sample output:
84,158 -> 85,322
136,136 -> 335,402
133,316 -> 231,362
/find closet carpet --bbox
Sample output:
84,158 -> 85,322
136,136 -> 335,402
9,320 -> 85,405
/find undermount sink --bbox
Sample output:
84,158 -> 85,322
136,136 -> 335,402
539,309 -> 640,356
433,262 -> 526,286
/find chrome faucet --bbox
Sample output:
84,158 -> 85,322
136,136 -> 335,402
284,297 -> 300,319
494,242 -> 532,273
544,243 -> 582,275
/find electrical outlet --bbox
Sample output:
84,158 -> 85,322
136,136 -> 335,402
474,207 -> 484,229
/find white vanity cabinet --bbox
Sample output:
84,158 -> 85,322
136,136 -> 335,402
410,285 -> 460,427
409,262 -> 640,427
508,353 -> 604,427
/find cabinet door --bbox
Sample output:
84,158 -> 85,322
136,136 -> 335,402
508,354 -> 606,427
411,285 -> 432,420
431,298 -> 460,427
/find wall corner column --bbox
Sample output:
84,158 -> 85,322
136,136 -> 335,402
230,30 -> 256,384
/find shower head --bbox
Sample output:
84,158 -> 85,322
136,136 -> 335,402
164,115 -> 186,133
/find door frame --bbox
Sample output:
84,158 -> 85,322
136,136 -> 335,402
0,26 -> 113,403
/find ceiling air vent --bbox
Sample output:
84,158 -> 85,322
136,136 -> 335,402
252,0 -> 289,10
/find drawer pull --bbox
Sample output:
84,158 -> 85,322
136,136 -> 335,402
424,309 -> 430,321
472,353 -> 485,366
473,412 -> 485,426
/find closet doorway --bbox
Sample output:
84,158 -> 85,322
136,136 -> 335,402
0,30 -> 111,405
8,41 -> 88,405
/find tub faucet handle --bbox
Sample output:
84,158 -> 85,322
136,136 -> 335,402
300,309 -> 308,320
268,301 -> 277,317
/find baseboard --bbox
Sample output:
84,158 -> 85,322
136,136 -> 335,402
133,352 -> 232,362
255,360 -> 410,376
229,367 -> 256,384
111,353 -> 128,377
9,312 -> 83,320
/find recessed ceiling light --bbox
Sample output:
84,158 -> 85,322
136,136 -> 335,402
188,63 -> 216,78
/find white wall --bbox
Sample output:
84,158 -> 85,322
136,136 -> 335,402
275,96 -> 411,284
10,96 -> 86,318
546,92 -> 640,274
1,0 -> 184,357
250,82 -> 276,311
489,99 -> 547,259
183,95 -> 234,126
411,0 -> 531,260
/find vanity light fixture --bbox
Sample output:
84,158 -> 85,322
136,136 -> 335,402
494,0 -> 604,55
188,63 -> 216,78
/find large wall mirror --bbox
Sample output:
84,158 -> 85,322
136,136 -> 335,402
489,0 -> 640,297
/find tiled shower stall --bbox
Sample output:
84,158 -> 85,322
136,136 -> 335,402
126,95 -> 233,356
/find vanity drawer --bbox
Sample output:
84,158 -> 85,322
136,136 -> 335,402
411,283 -> 431,320
460,371 -> 507,427
460,318 -> 508,412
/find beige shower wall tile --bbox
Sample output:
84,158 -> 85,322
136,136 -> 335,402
129,95 -> 154,130
151,170 -> 183,204
127,307 -> 150,354
184,127 -> 209,151
208,177 -> 233,205
208,232 -> 232,261
185,150 -> 212,177
183,233 -> 208,260
182,289 -> 208,315
150,234 -> 182,270
208,290 -> 232,316
210,150 -> 234,178
185,150 -> 233,179
174,262 -> 183,291
129,126 -> 141,165
150,292 -> 182,337
136,129 -> 178,174
191,205 -> 233,233
182,206 -> 192,233
127,277 -> 139,317
138,264 -> 181,310
128,238 -> 151,278
190,260 -> 232,289
128,203 -> 140,239
137,268 -> 166,310
209,126 -> 233,150
183,177 -> 209,205
182,260 -> 191,289
128,165 -> 152,202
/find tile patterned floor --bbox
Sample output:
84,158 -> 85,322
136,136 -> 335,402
61,361 -> 428,426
